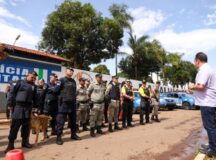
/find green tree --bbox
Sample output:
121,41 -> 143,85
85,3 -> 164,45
38,0 -> 123,70
92,64 -> 110,75
109,4 -> 133,31
119,34 -> 166,80
161,53 -> 197,86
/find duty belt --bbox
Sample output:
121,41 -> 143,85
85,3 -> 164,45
93,101 -> 104,104
78,100 -> 88,104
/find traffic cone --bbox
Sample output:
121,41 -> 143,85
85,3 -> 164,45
5,149 -> 25,160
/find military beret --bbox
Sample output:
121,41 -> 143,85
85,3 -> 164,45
66,67 -> 74,72
95,73 -> 102,77
28,70 -> 38,76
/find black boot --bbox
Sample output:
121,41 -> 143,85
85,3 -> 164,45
4,140 -> 14,153
97,126 -> 104,134
122,123 -> 127,129
108,123 -> 113,132
56,135 -> 63,145
51,129 -> 57,136
114,123 -> 122,130
140,121 -> 145,125
90,127 -> 96,137
83,124 -> 89,131
155,115 -> 160,122
22,139 -> 32,148
71,133 -> 82,140
151,115 -> 155,121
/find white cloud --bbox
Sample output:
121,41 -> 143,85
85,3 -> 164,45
0,18 -> 39,49
0,6 -> 31,27
154,28 -> 216,55
119,46 -> 133,55
205,11 -> 216,25
129,7 -> 165,37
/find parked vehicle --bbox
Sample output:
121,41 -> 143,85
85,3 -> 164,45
133,91 -> 176,112
161,92 -> 196,109
159,93 -> 176,110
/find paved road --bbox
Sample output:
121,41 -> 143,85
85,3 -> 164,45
0,109 -> 205,160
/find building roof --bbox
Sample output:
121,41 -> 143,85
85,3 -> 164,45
2,43 -> 68,62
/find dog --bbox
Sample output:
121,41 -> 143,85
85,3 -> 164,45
30,114 -> 52,146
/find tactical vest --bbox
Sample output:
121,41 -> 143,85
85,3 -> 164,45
45,83 -> 59,102
60,77 -> 76,102
109,83 -> 120,100
140,87 -> 150,102
123,86 -> 133,102
15,80 -> 35,104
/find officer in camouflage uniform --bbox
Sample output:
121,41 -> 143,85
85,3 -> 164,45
5,71 -> 38,153
151,81 -> 161,122
105,76 -> 121,132
87,73 -> 106,137
76,77 -> 89,132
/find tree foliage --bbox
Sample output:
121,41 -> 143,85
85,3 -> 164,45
92,64 -> 110,75
38,0 -> 123,70
119,33 -> 166,80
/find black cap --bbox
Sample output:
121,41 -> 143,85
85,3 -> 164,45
66,67 -> 74,72
112,75 -> 118,79
79,77 -> 86,81
103,80 -> 107,83
50,73 -> 58,78
95,73 -> 102,78
28,70 -> 38,76
142,80 -> 146,84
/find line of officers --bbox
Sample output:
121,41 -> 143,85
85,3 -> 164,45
5,67 -> 161,153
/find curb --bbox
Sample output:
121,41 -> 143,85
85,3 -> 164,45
0,119 -> 10,124
194,153 -> 206,160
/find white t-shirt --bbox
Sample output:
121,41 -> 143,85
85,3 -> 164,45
194,63 -> 216,107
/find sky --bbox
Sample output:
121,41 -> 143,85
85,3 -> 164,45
1,0 -> 216,75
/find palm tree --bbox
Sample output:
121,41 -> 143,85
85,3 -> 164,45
128,32 -> 149,79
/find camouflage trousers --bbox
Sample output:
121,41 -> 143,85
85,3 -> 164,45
152,105 -> 159,116
90,103 -> 104,128
108,100 -> 120,124
76,104 -> 88,125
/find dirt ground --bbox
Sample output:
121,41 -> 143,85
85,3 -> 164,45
0,109 -> 206,160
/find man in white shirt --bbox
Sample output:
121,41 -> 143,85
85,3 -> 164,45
189,52 -> 216,158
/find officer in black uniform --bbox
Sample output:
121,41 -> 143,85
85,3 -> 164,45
36,79 -> 47,114
5,71 -> 38,153
56,68 -> 81,145
42,73 -> 60,135
138,80 -> 151,124
121,80 -> 134,128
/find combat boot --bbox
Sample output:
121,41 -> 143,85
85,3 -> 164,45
114,123 -> 122,130
22,139 -> 32,148
71,133 -> 82,140
90,127 -> 96,137
155,116 -> 160,122
108,123 -> 113,132
4,140 -> 15,153
97,126 -> 104,134
56,135 -> 63,145
83,124 -> 89,131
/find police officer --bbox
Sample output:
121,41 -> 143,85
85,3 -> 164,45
5,71 -> 38,153
85,79 -> 91,125
121,80 -> 134,128
76,77 -> 89,132
36,79 -> 47,114
56,68 -> 81,145
105,76 -> 121,132
87,73 -> 106,137
139,80 -> 151,125
42,73 -> 60,135
151,81 -> 161,122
